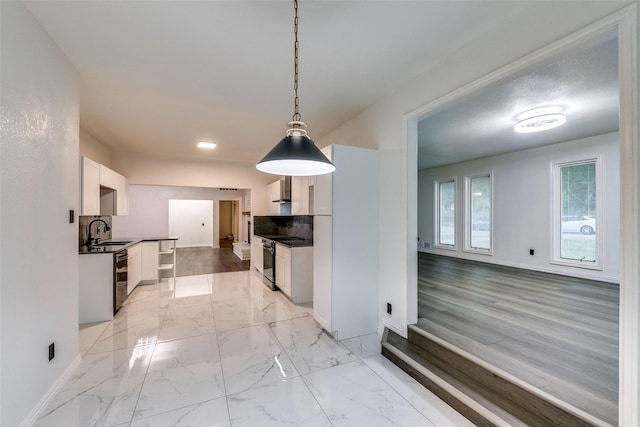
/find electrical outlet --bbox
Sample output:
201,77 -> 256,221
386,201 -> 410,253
529,249 -> 535,256
386,303 -> 392,315
48,342 -> 55,361
69,210 -> 75,223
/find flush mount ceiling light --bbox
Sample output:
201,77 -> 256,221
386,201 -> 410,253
197,141 -> 217,149
256,0 -> 335,176
514,106 -> 566,133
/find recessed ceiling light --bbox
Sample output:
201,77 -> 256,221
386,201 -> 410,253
514,106 -> 566,133
197,141 -> 217,149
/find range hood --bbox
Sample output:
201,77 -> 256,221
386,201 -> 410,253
272,176 -> 292,203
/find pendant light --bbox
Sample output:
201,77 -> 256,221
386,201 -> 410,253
256,0 -> 335,176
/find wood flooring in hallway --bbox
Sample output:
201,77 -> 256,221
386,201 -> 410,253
162,240 -> 250,277
417,252 -> 619,425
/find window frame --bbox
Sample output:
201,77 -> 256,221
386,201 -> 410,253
463,172 -> 493,255
434,177 -> 457,250
551,158 -> 602,270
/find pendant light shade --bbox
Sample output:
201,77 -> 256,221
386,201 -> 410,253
257,122 -> 335,176
256,0 -> 335,176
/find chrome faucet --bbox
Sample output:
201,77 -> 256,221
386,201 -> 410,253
88,219 -> 111,246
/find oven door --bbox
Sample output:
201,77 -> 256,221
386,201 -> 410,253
262,240 -> 276,290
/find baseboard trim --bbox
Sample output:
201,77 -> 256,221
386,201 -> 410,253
19,353 -> 82,427
418,249 -> 619,284
380,318 -> 406,338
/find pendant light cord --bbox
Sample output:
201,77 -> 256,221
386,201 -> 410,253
292,0 -> 301,123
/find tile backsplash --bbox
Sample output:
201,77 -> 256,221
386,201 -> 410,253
79,215 -> 112,247
253,215 -> 313,241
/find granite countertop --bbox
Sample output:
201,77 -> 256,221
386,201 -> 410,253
79,236 -> 179,254
257,235 -> 313,248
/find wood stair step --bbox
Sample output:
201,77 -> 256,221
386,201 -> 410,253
382,327 -> 613,427
412,319 -> 617,424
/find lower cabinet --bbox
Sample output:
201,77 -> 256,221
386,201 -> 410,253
79,253 -> 114,323
128,243 -> 142,294
128,241 -> 159,294
275,243 -> 313,303
252,236 -> 263,274
141,241 -> 158,280
275,246 -> 291,296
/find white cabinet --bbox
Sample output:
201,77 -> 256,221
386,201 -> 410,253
292,176 -> 312,215
312,147 -> 333,215
267,181 -> 281,214
117,174 -> 129,216
100,164 -> 129,215
128,241 -> 159,294
275,244 -> 290,296
313,216 -> 332,330
128,242 -> 142,294
141,241 -> 158,281
99,164 -> 119,190
80,156 -> 129,216
276,243 -> 313,303
79,253 -> 114,323
81,156 -> 101,215
252,236 -> 263,273
313,145 -> 378,340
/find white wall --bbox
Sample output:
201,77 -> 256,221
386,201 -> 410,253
79,129 -> 111,167
418,132 -> 620,282
0,2 -> 80,426
112,185 -> 248,247
169,199 -> 214,248
314,1 -> 631,337
110,151 -> 273,224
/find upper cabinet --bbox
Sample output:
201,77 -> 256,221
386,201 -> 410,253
99,164 -> 119,190
116,173 -> 129,216
80,156 -> 129,216
313,146 -> 333,215
81,156 -> 101,215
267,180 -> 280,215
292,176 -> 313,215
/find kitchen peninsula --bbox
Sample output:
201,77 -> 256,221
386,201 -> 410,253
79,236 -> 178,323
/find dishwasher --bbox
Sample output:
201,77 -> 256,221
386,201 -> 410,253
262,238 -> 277,290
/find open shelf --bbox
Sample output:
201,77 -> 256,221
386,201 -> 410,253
158,237 -> 179,281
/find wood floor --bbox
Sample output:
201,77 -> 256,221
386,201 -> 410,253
417,253 -> 619,425
161,240 -> 250,277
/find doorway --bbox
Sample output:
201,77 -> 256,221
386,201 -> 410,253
219,200 -> 239,248
404,7 -> 638,425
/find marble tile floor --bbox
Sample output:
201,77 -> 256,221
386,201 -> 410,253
35,270 -> 473,427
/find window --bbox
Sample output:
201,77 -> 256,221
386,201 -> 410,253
435,178 -> 456,248
553,159 -> 600,268
465,174 -> 491,253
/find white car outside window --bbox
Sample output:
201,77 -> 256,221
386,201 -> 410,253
561,216 -> 596,234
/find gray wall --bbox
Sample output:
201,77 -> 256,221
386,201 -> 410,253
418,132 -> 620,282
1,2 -> 80,425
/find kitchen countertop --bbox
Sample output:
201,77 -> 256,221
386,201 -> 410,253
256,235 -> 313,248
79,236 -> 179,254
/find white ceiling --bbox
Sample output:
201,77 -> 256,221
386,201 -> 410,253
22,1 -> 621,168
417,35 -> 619,170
